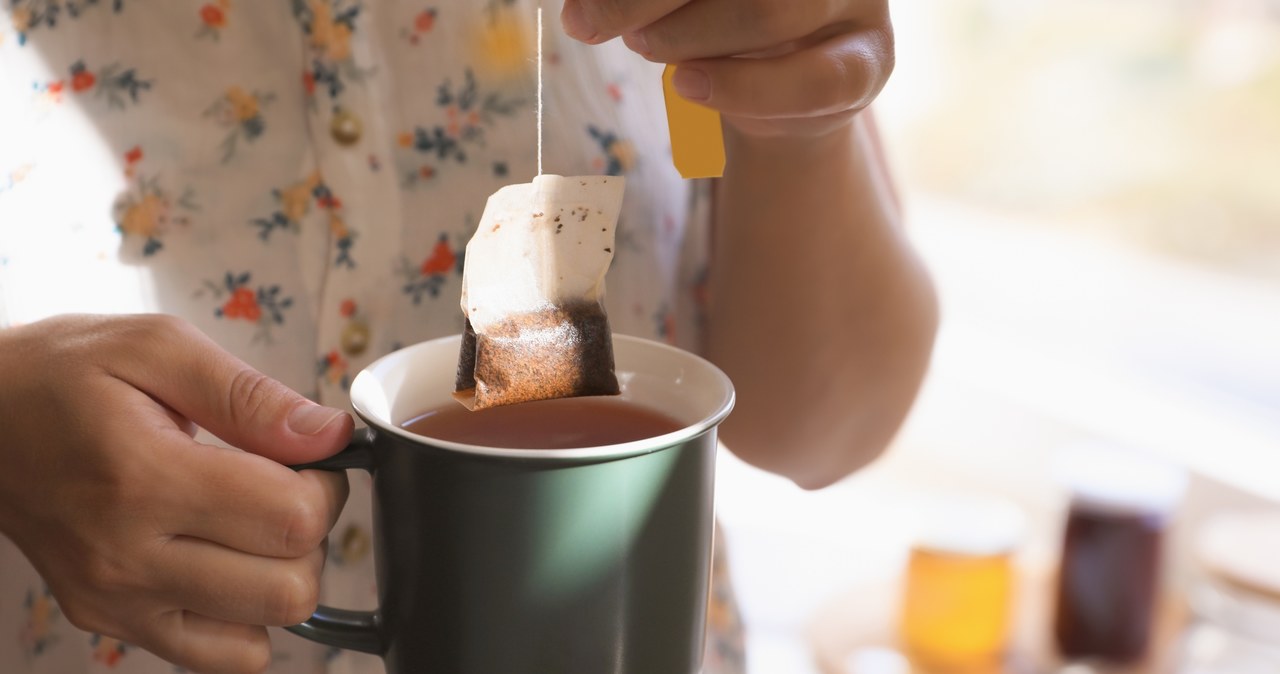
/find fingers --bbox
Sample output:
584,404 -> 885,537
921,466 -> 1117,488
674,29 -> 894,119
106,314 -> 353,465
624,0 -> 846,63
154,397 -> 199,438
122,389 -> 348,559
166,445 -> 348,558
140,611 -> 272,674
96,376 -> 349,559
152,537 -> 326,627
561,0 -> 691,43
585,0 -> 894,138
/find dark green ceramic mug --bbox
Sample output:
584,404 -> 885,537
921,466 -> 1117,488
287,333 -> 734,674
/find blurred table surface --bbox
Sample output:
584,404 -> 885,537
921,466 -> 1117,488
712,198 -> 1278,674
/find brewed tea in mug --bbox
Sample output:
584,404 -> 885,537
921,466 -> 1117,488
402,397 -> 683,449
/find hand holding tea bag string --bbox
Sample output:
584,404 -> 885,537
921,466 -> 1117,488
562,0 -> 894,139
562,0 -> 937,491
0,315 -> 351,674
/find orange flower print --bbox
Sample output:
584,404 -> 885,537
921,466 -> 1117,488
225,86 -> 261,121
398,70 -> 523,188
204,86 -> 275,162
117,194 -> 168,238
281,172 -> 322,223
10,0 -> 121,47
340,298 -> 358,318
11,7 -> 34,38
398,234 -> 462,304
221,287 -> 262,322
251,173 -> 356,269
201,4 -> 226,27
329,214 -> 349,240
70,66 -> 96,92
317,192 -> 342,210
421,235 -> 456,276
1,162 -> 37,198
31,78 -> 65,109
308,0 -> 354,61
20,585 -> 61,658
296,2 -> 370,99
251,177 -> 357,268
202,272 -> 295,344
197,0 -> 234,38
113,163 -> 199,257
401,7 -> 438,45
589,126 -> 635,176
123,145 -> 143,178
91,634 -> 131,667
318,349 -> 348,385
414,9 -> 436,33
57,60 -> 152,109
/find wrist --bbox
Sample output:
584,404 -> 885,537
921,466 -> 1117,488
723,107 -> 859,143
723,116 -> 858,168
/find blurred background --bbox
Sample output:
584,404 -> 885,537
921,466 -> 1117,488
714,0 -> 1280,672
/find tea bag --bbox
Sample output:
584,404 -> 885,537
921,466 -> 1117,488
455,175 -> 626,410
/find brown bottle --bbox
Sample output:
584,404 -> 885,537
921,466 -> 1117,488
1054,505 -> 1164,662
1051,444 -> 1186,665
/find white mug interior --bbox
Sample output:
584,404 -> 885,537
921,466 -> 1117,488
349,333 -> 735,461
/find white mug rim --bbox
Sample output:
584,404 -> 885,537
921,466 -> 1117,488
349,333 -> 735,461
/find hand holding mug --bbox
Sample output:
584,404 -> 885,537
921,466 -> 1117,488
0,314 -> 351,674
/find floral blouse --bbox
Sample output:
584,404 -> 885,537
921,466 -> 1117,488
0,1 -> 744,672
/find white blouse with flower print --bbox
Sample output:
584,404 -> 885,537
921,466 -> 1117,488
0,1 -> 744,672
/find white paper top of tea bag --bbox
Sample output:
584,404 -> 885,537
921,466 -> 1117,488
461,175 -> 625,331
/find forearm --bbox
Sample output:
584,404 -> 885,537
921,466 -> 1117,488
707,115 -> 938,489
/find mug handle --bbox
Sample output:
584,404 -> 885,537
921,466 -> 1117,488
284,426 -> 382,655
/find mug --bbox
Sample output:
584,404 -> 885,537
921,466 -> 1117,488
287,333 -> 735,674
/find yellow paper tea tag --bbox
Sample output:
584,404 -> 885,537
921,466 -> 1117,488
663,65 -> 725,179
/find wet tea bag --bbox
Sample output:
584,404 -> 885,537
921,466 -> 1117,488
455,174 -> 626,410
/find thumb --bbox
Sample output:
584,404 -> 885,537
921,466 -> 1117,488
111,318 -> 353,465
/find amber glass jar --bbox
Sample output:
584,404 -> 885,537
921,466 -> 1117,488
900,494 -> 1024,671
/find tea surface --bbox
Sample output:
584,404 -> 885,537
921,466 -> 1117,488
402,397 -> 683,449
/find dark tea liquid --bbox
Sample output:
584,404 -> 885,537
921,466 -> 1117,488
401,397 -> 684,449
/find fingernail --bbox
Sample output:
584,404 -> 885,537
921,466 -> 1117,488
673,67 -> 711,102
623,30 -> 650,56
289,403 -> 344,436
561,2 -> 597,42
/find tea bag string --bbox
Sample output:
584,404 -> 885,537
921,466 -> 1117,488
537,4 -> 542,176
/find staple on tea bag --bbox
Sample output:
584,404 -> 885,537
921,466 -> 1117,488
455,174 -> 626,410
